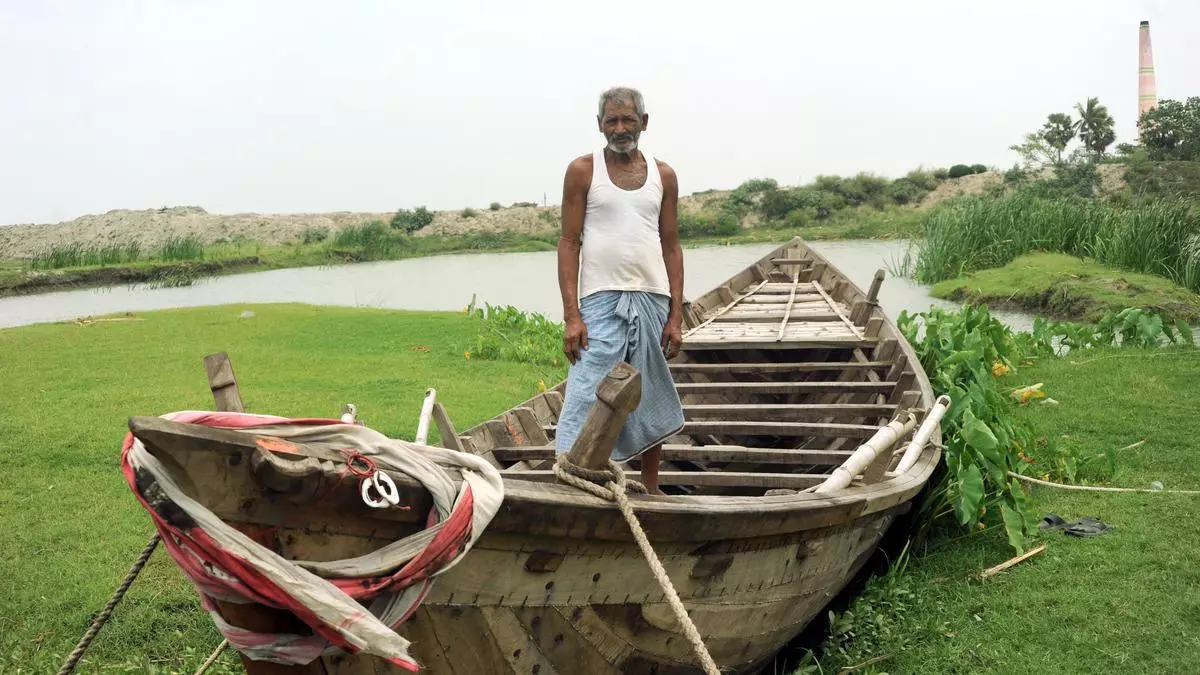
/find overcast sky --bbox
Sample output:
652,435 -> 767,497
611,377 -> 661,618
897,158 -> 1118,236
2,0 -> 1198,226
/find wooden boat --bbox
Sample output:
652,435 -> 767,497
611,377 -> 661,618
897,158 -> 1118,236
126,236 -> 947,674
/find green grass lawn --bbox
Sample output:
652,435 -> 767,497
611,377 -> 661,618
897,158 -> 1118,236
931,252 -> 1200,323
803,346 -> 1200,674
6,303 -> 1197,674
0,303 -> 565,672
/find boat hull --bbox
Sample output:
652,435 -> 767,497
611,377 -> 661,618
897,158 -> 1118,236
400,505 -> 902,674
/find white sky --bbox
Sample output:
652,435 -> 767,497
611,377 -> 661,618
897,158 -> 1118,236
1,0 -> 1197,226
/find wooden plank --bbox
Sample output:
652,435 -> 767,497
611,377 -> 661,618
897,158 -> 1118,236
432,401 -> 467,453
492,444 -> 853,465
543,390 -> 564,419
683,403 -> 898,420
669,361 -> 893,374
501,470 -> 829,489
674,381 -> 896,395
712,312 -> 844,323
683,338 -> 878,350
682,420 -> 882,438
203,352 -> 244,413
865,316 -> 884,338
682,278 -> 770,338
564,362 -> 642,471
775,273 -> 801,341
768,257 -> 814,266
810,280 -> 861,337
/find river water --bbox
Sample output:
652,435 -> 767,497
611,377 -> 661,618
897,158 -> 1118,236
0,240 -> 1038,331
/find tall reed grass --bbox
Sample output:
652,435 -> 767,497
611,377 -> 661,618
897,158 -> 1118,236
158,235 -> 205,261
27,242 -> 143,270
27,235 -> 210,270
915,194 -> 1200,292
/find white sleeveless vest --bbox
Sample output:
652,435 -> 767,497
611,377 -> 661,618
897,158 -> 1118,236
578,149 -> 671,300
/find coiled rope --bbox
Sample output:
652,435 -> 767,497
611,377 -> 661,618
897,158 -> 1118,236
552,454 -> 721,675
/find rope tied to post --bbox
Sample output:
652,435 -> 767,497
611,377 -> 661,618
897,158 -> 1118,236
553,454 -> 722,675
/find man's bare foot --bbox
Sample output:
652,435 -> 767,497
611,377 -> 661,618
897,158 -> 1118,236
640,445 -> 663,495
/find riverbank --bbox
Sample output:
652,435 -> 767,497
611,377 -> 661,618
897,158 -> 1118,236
798,344 -> 1200,674
930,252 -> 1200,323
0,207 -> 924,299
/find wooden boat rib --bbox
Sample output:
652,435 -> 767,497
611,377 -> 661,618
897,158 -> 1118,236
128,236 -> 944,675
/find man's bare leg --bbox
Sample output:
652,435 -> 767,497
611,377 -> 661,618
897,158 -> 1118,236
641,444 -> 663,495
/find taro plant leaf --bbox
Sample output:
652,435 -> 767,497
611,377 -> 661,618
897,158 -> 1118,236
962,406 -> 1006,485
956,462 -> 984,527
1177,320 -> 1194,345
1001,502 -> 1028,555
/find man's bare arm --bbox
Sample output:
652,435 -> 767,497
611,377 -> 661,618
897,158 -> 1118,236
658,161 -> 684,317
558,156 -> 591,363
658,160 -> 684,359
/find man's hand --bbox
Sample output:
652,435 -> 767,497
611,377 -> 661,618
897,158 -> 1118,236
563,314 -> 589,364
660,311 -> 683,360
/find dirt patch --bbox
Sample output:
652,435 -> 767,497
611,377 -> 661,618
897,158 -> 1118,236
918,172 -> 1003,207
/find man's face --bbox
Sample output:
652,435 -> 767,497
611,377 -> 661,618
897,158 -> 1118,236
598,100 -> 648,155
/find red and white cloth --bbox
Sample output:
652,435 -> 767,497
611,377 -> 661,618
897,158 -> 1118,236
121,410 -> 505,670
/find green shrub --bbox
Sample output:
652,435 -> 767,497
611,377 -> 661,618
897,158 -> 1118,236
461,208 -> 478,218
390,207 -> 434,232
511,201 -> 538,208
678,213 -> 741,238
301,227 -> 329,244
947,164 -> 974,179
932,167 -> 950,180
332,221 -> 405,260
489,202 -> 502,211
785,209 -> 810,228
969,163 -> 988,174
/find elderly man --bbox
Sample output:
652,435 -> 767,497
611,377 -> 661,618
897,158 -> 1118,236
554,86 -> 685,494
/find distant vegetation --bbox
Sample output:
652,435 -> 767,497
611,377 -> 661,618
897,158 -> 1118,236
914,193 -> 1200,293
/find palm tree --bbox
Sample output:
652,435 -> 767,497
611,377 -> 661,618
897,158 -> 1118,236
1075,97 -> 1116,158
1040,112 -> 1076,164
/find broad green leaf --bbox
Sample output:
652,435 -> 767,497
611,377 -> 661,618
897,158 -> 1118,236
956,463 -> 984,527
961,409 -> 998,452
1001,502 -> 1028,555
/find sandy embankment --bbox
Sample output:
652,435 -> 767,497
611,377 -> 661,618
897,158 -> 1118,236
0,190 -> 734,260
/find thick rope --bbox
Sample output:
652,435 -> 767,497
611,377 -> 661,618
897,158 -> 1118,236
58,534 -> 161,675
553,455 -> 721,675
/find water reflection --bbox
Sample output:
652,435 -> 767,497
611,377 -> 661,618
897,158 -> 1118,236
0,240 -> 1038,331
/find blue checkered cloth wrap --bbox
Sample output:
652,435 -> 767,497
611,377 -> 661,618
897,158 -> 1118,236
554,290 -> 685,463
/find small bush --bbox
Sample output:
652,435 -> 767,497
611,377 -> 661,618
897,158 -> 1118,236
933,167 -> 950,180
785,209 -> 810,228
390,207 -> 434,233
511,201 -> 538,208
332,221 -> 405,260
970,163 -> 988,174
461,208 -> 478,218
489,202 -> 502,211
678,213 -> 741,238
1003,165 -> 1028,184
301,227 -> 329,244
947,164 -> 974,179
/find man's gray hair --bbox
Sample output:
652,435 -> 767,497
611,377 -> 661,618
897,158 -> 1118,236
597,86 -> 645,118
